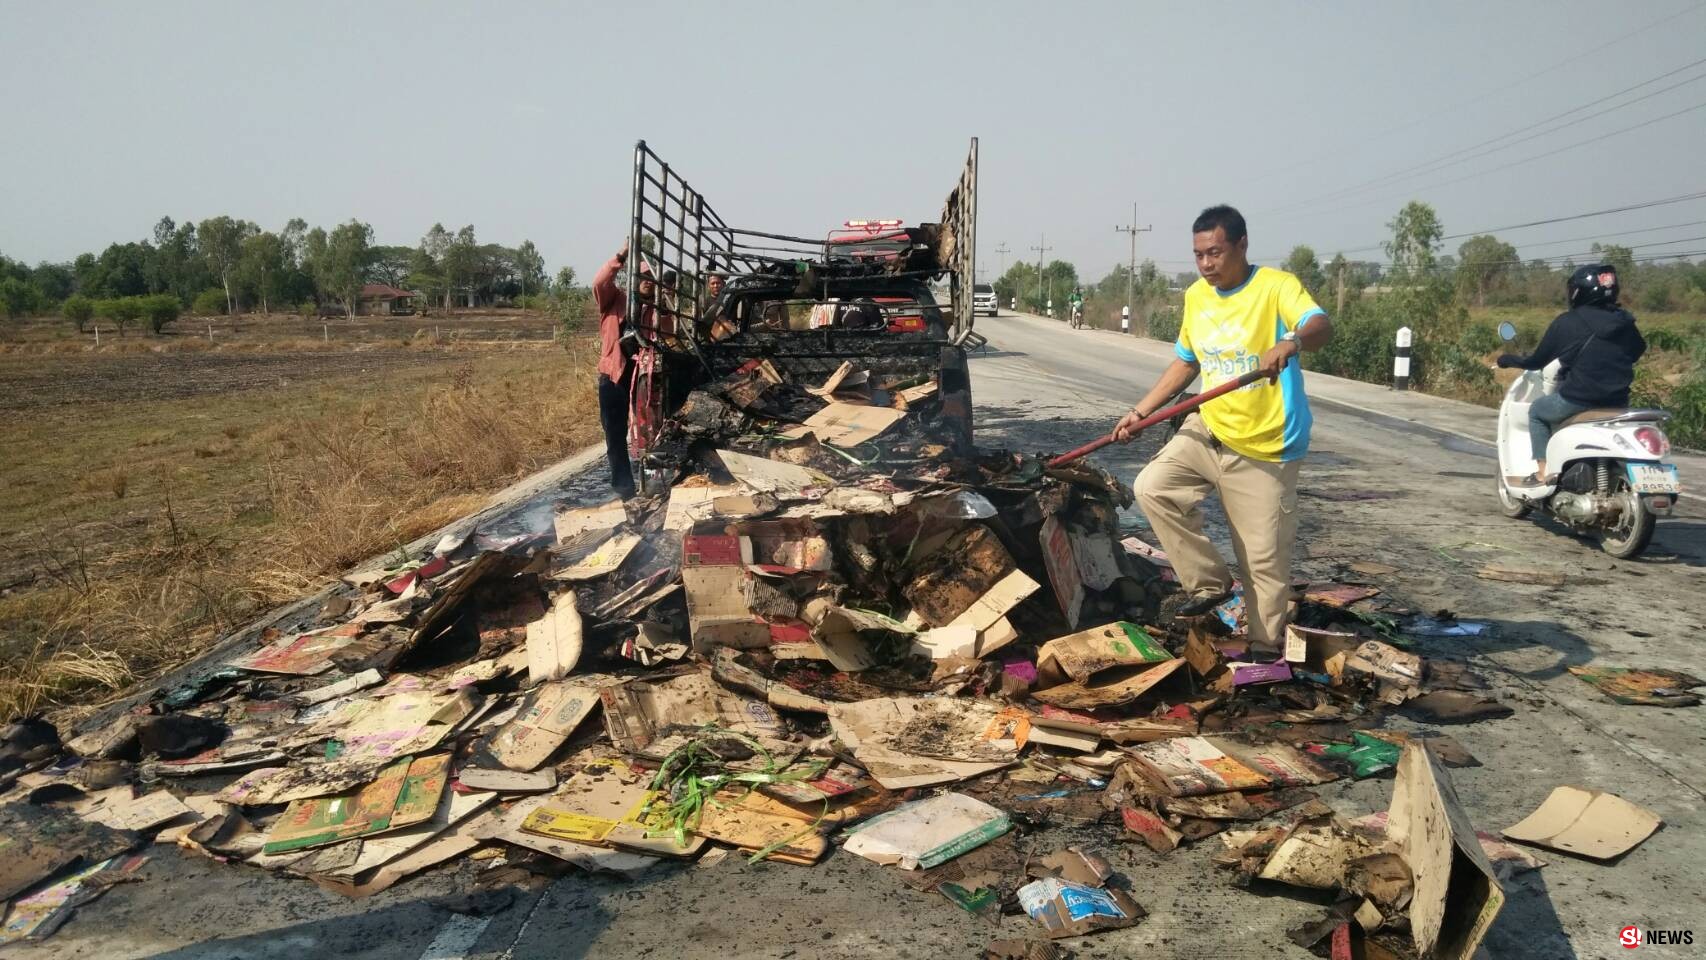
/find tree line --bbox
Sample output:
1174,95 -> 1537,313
0,217 -> 568,327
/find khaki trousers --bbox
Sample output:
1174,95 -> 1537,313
1134,414 -> 1301,649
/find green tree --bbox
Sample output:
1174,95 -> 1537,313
554,266 -> 577,293
62,293 -> 95,331
0,277 -> 43,319
440,225 -> 481,309
1383,201 -> 1443,281
1590,243 -> 1636,281
31,262 -> 74,302
301,226 -> 329,306
420,223 -> 454,310
322,220 -> 374,318
1283,245 -> 1326,301
141,293 -> 181,334
198,215 -> 254,315
192,288 -> 228,316
1454,234 -> 1518,307
367,245 -> 415,287
516,240 -> 546,297
100,297 -> 143,337
238,231 -> 287,314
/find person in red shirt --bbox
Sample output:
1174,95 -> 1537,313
591,240 -> 654,499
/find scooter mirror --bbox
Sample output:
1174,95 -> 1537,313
1497,321 -> 1517,343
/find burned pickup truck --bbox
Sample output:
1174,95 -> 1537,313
620,140 -> 981,488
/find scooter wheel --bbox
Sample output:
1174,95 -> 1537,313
1496,476 -> 1532,519
1599,480 -> 1656,559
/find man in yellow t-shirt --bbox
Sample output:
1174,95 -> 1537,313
1114,205 -> 1334,654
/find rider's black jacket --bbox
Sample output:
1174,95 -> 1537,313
1512,303 -> 1647,408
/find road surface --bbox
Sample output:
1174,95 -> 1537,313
21,311 -> 1706,960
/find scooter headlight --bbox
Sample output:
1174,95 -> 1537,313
1633,426 -> 1669,457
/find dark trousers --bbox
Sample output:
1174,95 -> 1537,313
598,369 -> 635,497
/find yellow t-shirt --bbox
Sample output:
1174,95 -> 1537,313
1175,266 -> 1324,461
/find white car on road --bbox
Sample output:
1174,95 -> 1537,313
973,282 -> 998,317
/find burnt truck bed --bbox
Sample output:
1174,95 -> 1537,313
621,138 -> 978,457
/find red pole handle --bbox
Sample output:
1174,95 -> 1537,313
1046,370 -> 1267,468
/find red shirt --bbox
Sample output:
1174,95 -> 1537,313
592,256 -> 653,381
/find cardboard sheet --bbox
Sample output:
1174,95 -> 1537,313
843,793 -> 1011,870
599,671 -> 785,758
1388,742 -> 1504,960
313,689 -> 475,765
1038,517 -> 1085,628
292,669 -> 384,707
1036,622 -> 1171,686
526,593 -> 583,684
1031,658 -> 1187,710
1501,785 -> 1661,860
82,790 -> 193,832
716,449 -> 832,496
520,759 -> 652,846
478,681 -> 599,771
228,628 -> 358,676
553,499 -> 627,542
552,532 -> 640,582
782,403 -> 907,446
263,754 -> 450,854
663,483 -> 744,531
693,790 -> 827,863
829,697 -> 1017,790
1125,735 -> 1271,797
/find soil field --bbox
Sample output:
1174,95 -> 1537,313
0,348 -> 496,409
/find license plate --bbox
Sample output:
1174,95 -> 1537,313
1627,463 -> 1679,494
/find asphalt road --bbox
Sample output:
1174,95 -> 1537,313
21,311 -> 1706,960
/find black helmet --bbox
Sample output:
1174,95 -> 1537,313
1567,263 -> 1619,308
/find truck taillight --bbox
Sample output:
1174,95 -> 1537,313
844,218 -> 903,233
1634,426 -> 1669,457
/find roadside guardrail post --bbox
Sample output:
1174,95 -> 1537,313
1121,305 -> 1131,333
1393,326 -> 1412,391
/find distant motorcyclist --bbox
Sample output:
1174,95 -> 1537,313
1496,264 -> 1646,486
1069,288 -> 1085,326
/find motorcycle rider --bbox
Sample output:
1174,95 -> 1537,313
1069,288 -> 1084,326
1496,264 -> 1646,486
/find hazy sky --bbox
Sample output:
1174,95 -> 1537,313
4,0 -> 1705,282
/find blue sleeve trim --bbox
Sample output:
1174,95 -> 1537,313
1294,308 -> 1325,331
1174,341 -> 1197,362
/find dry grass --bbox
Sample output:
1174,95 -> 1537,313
0,339 -> 599,722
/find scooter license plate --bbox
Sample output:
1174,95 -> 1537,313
1627,463 -> 1679,494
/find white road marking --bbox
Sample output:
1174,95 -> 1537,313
418,914 -> 492,960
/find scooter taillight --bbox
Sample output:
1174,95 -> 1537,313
1633,426 -> 1669,457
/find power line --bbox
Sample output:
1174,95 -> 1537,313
1246,1 -> 1706,186
1510,219 -> 1706,251
1289,100 -> 1706,224
1267,59 -> 1706,215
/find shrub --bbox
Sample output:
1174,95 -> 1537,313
1145,306 -> 1181,343
0,277 -> 43,319
1645,328 -> 1691,353
192,288 -> 228,316
1458,324 -> 1501,356
141,294 -> 181,334
62,294 -> 95,332
100,297 -> 144,336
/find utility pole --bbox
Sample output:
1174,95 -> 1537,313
994,242 -> 1010,277
1115,203 -> 1152,335
1029,234 -> 1052,316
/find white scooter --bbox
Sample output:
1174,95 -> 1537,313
1494,321 -> 1679,558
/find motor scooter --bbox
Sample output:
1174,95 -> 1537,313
1494,321 -> 1679,558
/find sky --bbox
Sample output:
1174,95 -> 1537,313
3,0 -> 1705,284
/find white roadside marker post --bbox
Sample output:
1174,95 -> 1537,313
1394,326 -> 1412,391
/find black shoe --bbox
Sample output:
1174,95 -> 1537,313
1177,591 -> 1234,618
